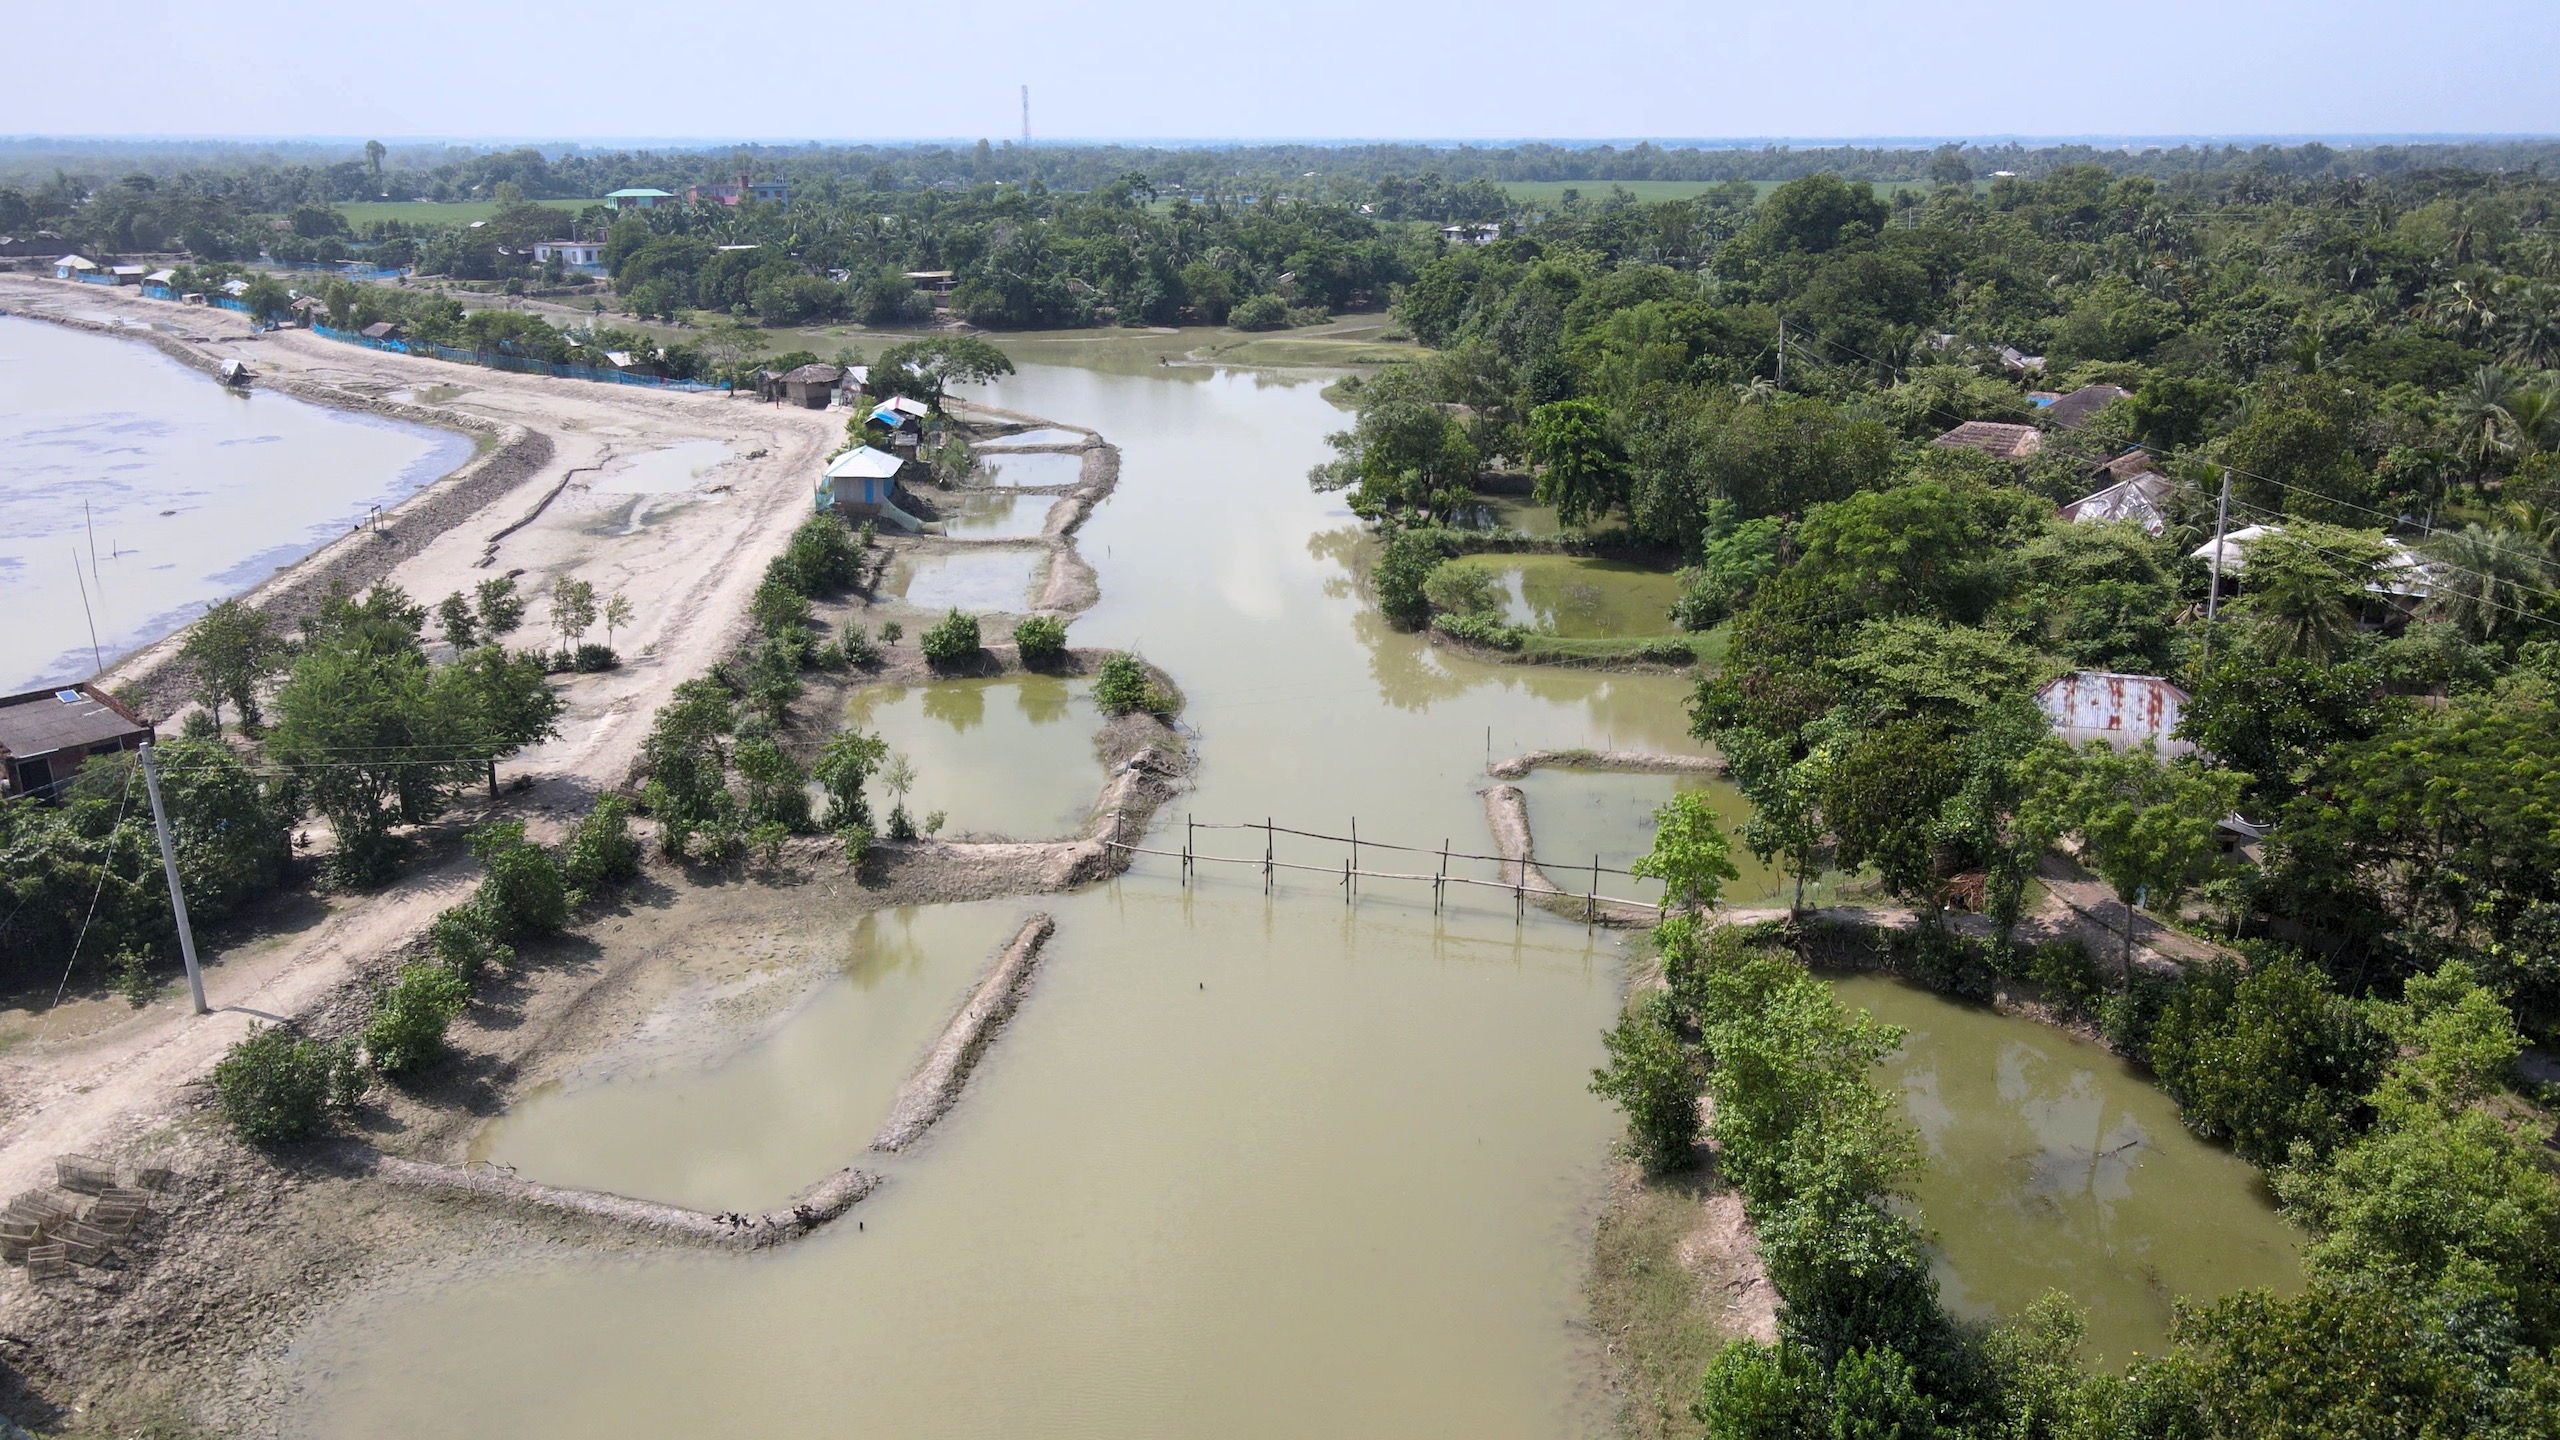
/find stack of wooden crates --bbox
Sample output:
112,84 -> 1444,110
1,1157 -> 165,1281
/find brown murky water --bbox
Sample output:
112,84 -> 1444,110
0,315 -> 472,690
1838,973 -> 2301,1363
286,354 -> 2293,1434
842,674 -> 1108,839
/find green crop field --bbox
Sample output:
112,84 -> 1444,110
333,198 -> 599,228
1497,178 -> 1935,205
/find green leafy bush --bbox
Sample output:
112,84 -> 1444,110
1435,611 -> 1526,650
1092,652 -> 1165,716
919,608 -> 982,664
879,620 -> 903,644
1229,293 -> 1289,329
749,576 -> 811,636
1373,526 -> 1456,628
362,961 -> 471,1075
1421,562 -> 1503,617
426,903 -> 512,985
1633,638 -> 1699,666
1012,614 -> 1069,665
559,793 -> 642,903
1588,992 -> 1705,1169
468,820 -> 568,936
774,513 -> 861,594
836,624 -> 879,667
213,1026 -> 367,1143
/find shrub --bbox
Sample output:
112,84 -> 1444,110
1230,293 -> 1289,329
1373,527 -> 1455,628
1012,614 -> 1069,664
2150,949 -> 2389,1166
110,948 -> 156,1007
1435,611 -> 1526,651
747,820 -> 791,867
468,820 -> 568,936
559,793 -> 642,903
749,576 -> 811,635
362,961 -> 471,1075
919,608 -> 983,664
212,1026 -> 367,1144
1422,562 -> 1503,617
887,803 -> 918,841
858,520 -> 879,549
775,513 -> 861,594
879,620 -> 903,645
571,642 -> 618,672
837,624 -> 880,667
1633,638 -> 1699,666
1589,992 -> 1706,1169
180,709 -> 222,740
1092,652 -> 1163,716
426,903 -> 512,985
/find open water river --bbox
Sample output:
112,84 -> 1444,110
0,315 -> 471,693
287,356 -> 2292,1434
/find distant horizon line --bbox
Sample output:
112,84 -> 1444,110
6,132 -> 2559,152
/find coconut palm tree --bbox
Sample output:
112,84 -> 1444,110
2425,522 -> 2555,640
2497,383 -> 2560,455
2497,279 -> 2560,370
2446,366 -> 2521,468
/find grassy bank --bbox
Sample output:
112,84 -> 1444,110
333,198 -> 598,227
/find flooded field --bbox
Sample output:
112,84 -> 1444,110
841,675 -> 1108,838
1839,973 -> 2301,1362
885,548 -> 1044,612
976,450 -> 1086,488
0,314 -> 472,690
469,904 -> 1037,1212
937,488 -> 1058,539
1447,554 -> 1683,638
287,351 -> 2294,1437
1511,767 -> 1780,905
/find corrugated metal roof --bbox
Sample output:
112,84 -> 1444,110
2036,671 -> 2193,756
0,686 -> 150,761
824,446 -> 904,480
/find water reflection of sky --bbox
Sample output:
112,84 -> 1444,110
0,316 -> 470,689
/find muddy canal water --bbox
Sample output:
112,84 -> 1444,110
0,315 -> 471,691
289,357 -> 2291,1434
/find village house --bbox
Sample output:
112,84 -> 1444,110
689,176 -> 790,206
289,296 -> 328,326
53,254 -> 99,280
107,265 -> 148,286
1439,223 -> 1501,246
605,188 -> 676,211
2035,671 -> 2194,758
532,240 -> 604,269
140,268 -> 176,299
776,362 -> 846,409
2040,383 -> 2132,430
2190,524 -> 2435,606
359,321 -> 402,341
902,270 -> 957,296
1931,420 -> 2043,460
818,445 -> 926,530
0,684 -> 155,800
2061,453 -> 2177,535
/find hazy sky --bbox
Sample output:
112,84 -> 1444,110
10,0 -> 2556,142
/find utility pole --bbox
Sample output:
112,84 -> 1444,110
2205,465 -> 2232,624
2202,465 -> 2232,665
139,744 -> 209,1016
73,552 -> 102,676
1774,316 -> 1785,387
1021,86 -> 1030,146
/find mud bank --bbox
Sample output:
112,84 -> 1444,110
342,1147 -> 880,1249
1485,748 -> 1723,782
871,914 -> 1056,1152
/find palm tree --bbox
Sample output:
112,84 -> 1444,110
2425,523 -> 2554,640
2498,383 -> 2560,456
2446,366 -> 2521,468
2497,279 -> 2560,370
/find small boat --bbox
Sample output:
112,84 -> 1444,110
217,358 -> 254,388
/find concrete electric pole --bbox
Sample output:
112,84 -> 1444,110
138,744 -> 209,1015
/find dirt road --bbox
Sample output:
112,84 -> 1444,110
0,275 -> 844,1204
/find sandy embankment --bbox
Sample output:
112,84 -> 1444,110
0,274 -> 843,1205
